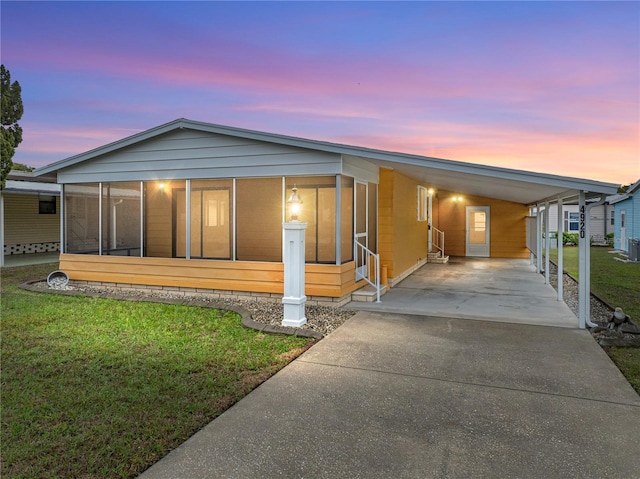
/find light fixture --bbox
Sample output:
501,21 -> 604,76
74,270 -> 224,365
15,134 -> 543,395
158,182 -> 166,192
287,186 -> 303,221
428,188 -> 434,195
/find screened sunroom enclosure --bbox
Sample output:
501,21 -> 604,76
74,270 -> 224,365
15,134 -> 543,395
62,176 -> 377,268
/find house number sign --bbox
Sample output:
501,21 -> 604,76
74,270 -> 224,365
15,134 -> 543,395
579,205 -> 586,239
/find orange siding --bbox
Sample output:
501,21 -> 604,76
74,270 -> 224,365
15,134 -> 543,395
378,168 -> 429,281
59,254 -> 362,297
435,190 -> 529,258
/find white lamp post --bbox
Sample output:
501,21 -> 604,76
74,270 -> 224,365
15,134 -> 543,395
282,187 -> 307,327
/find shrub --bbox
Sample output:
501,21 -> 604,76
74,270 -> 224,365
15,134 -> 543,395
563,232 -> 579,246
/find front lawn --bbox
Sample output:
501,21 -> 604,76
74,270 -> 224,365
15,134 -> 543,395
1,263 -> 314,479
546,246 -> 640,394
547,246 -> 640,320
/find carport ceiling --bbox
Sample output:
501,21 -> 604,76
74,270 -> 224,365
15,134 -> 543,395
343,154 -> 619,206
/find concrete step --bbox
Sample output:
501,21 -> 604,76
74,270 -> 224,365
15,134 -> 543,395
351,284 -> 388,302
427,251 -> 449,263
429,255 -> 450,264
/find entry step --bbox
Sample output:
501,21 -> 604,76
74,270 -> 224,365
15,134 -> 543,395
351,284 -> 388,302
427,251 -> 450,263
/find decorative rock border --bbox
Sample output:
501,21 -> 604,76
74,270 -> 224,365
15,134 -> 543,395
19,279 -> 324,340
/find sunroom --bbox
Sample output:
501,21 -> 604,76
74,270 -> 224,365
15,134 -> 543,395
42,120 -> 380,304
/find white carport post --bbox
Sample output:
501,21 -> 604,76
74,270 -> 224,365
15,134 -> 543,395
577,190 -> 593,329
536,204 -> 542,274
544,201 -> 550,285
556,197 -> 563,301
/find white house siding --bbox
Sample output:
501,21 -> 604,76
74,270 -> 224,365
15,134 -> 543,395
3,193 -> 60,254
56,129 -> 343,184
546,204 -> 613,237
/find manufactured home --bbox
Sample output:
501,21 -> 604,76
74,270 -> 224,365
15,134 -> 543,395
34,119 -> 618,311
609,179 -> 640,255
1,171 -> 61,267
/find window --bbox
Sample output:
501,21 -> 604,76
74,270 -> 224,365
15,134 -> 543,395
417,186 -> 428,221
102,182 -> 142,256
187,179 -> 233,259
286,176 -> 337,263
236,177 -> 282,262
39,194 -> 56,214
65,184 -> 100,254
564,211 -> 579,231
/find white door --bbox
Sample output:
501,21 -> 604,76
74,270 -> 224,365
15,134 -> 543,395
620,210 -> 626,251
466,206 -> 490,257
354,181 -> 368,278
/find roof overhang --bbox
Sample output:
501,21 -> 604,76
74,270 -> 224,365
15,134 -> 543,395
34,118 -> 620,206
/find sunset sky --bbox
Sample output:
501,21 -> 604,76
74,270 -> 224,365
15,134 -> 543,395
2,1 -> 638,185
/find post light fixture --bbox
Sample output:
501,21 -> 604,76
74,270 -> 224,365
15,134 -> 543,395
287,186 -> 303,221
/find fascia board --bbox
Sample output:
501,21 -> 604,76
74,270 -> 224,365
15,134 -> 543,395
33,117 -> 620,199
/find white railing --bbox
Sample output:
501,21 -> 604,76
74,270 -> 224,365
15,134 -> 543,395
354,242 -> 381,302
432,225 -> 445,257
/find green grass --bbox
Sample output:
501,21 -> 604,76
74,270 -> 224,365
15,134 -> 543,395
546,246 -> 640,394
1,263 -> 314,479
547,246 -> 640,320
605,348 -> 640,393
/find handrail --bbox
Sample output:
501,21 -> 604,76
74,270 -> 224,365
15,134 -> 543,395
432,225 -> 445,257
354,241 -> 381,303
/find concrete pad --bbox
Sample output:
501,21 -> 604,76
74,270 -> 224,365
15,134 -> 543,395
348,258 -> 578,328
139,313 -> 640,479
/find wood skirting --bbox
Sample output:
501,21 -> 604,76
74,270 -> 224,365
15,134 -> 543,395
58,254 -> 365,298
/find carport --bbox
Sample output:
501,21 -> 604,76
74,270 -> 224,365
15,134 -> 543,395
349,149 -> 619,328
348,257 -> 578,328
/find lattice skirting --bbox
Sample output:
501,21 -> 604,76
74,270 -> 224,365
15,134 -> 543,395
4,242 -> 60,255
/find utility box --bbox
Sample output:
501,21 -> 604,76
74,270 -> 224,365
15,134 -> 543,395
629,238 -> 640,262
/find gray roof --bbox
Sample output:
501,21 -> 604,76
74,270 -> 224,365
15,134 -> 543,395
34,118 -> 620,205
608,178 -> 640,205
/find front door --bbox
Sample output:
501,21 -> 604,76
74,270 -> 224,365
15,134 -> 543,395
466,206 -> 490,257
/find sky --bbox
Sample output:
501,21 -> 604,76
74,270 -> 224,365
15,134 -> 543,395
1,1 -> 638,185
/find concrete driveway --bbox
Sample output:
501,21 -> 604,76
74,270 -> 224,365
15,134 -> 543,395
349,257 -> 578,328
139,312 -> 640,479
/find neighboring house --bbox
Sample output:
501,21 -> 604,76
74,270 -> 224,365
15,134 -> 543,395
609,179 -> 640,253
0,171 -> 61,267
34,118 -> 618,305
545,202 -> 614,240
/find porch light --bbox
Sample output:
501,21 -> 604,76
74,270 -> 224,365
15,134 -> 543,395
428,188 -> 434,195
158,182 -> 166,192
287,186 -> 303,221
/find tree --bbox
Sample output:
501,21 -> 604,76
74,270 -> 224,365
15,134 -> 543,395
11,162 -> 34,172
1,65 -> 24,189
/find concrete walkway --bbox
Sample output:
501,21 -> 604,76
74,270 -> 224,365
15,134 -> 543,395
348,257 -> 578,328
1,252 -> 59,268
139,312 -> 640,478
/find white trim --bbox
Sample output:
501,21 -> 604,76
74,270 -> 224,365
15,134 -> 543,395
140,181 -> 144,258
417,186 -> 428,222
98,182 -> 103,256
388,258 -> 428,288
186,180 -> 191,259
336,174 -> 342,265
544,201 -> 550,285
557,197 -> 563,301
34,118 -> 618,205
465,206 -> 490,257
